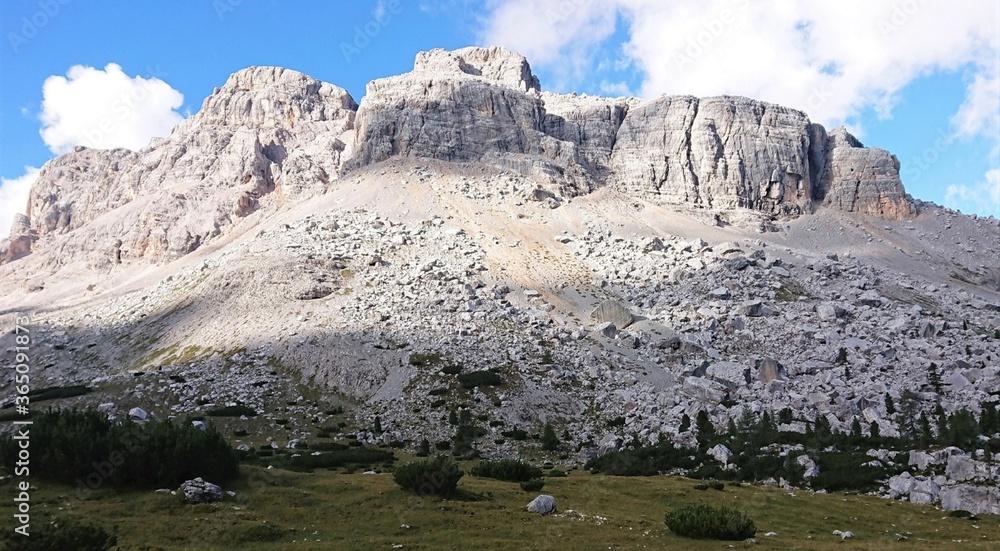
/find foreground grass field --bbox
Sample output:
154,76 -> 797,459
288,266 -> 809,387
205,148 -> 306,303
4,464 -> 998,550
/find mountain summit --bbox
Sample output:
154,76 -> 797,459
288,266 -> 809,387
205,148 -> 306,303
4,46 -> 916,266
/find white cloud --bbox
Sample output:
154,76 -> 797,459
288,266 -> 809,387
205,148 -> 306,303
479,0 -> 1000,131
0,167 -> 40,239
945,169 -> 1000,217
39,63 -> 185,155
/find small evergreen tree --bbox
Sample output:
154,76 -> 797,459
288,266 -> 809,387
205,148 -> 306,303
679,413 -> 691,432
980,401 -> 999,436
696,410 -> 714,447
416,438 -> 431,457
869,421 -> 880,441
374,416 -> 383,434
541,421 -> 560,451
918,412 -> 933,448
884,394 -> 896,416
934,404 -> 948,441
896,390 -> 919,438
928,362 -> 943,395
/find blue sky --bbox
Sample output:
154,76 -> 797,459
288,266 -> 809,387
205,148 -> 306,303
1,0 -> 997,234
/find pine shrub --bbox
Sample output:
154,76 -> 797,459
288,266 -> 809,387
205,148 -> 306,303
4,517 -> 116,551
392,456 -> 463,496
664,504 -> 756,540
470,458 -> 543,482
0,408 -> 239,487
519,478 -> 545,492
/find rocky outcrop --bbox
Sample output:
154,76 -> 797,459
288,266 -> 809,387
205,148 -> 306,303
7,67 -> 357,266
0,214 -> 34,263
815,128 -> 915,219
348,47 -> 586,189
3,47 -> 922,267
609,96 -> 816,215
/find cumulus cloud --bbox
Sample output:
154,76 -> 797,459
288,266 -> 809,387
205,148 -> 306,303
40,63 -> 185,155
0,167 -> 40,239
945,169 -> 1000,217
479,0 -> 1000,131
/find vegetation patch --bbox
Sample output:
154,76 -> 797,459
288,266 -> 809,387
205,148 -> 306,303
2,516 -> 116,551
665,504 -> 756,540
255,447 -> 395,473
206,404 -> 257,417
457,369 -> 503,389
0,408 -> 238,488
21,384 -> 92,403
393,456 -> 463,496
471,459 -> 543,482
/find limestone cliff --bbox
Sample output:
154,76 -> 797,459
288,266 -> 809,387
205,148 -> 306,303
2,47 -> 919,267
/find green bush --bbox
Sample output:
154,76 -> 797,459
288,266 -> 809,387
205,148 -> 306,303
409,352 -> 443,366
501,428 -> 528,440
393,456 -> 463,496
471,459 -> 543,482
519,478 -> 545,492
665,504 -> 756,540
585,441 -> 699,476
3,516 -> 116,551
259,448 -> 395,472
207,405 -> 257,417
457,369 -> 503,389
694,480 -> 724,491
25,385 -> 92,403
0,408 -> 239,488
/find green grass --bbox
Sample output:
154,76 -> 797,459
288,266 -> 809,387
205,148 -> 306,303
2,466 -> 997,550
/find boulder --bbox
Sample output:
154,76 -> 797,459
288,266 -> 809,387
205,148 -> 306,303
909,479 -> 940,504
946,454 -> 977,482
708,444 -> 733,464
887,472 -> 913,499
178,478 -> 224,504
590,299 -> 635,330
757,357 -> 786,383
527,494 -> 557,515
128,407 -> 148,421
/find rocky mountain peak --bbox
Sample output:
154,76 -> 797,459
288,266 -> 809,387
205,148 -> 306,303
2,46 -> 930,267
180,66 -> 358,131
413,46 -> 541,93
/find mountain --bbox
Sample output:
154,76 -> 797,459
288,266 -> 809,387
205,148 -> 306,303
1,47 -> 999,513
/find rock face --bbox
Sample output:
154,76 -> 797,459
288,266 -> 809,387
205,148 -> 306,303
814,128 -> 915,219
348,46 -> 586,190
1,45 -> 919,269
609,96 -> 816,214
9,67 -> 357,266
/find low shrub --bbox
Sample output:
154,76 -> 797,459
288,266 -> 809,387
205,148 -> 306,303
207,405 -> 257,417
665,504 -> 756,540
457,369 -> 503,389
3,516 -> 116,551
0,408 -> 238,487
694,480 -> 725,491
25,385 -> 92,403
393,456 -> 463,496
519,478 -> 545,492
259,447 -> 394,472
471,459 -> 543,482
